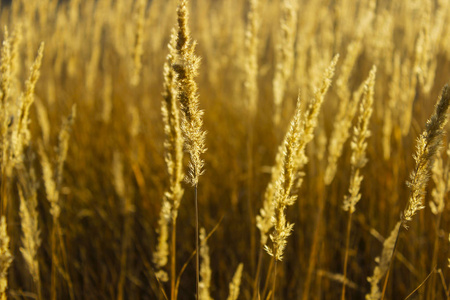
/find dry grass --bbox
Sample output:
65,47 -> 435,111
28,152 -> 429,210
0,0 -> 449,299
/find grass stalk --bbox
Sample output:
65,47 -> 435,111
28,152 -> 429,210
302,189 -> 325,300
252,247 -> 263,300
262,257 -> 274,299
57,224 -> 74,300
244,0 -> 260,270
428,213 -> 442,299
247,124 -> 256,274
118,213 -> 131,300
50,220 -> 58,300
171,218 -> 177,300
195,184 -> 199,300
341,66 -> 376,299
378,85 -> 450,300
272,258 -> 277,300
380,230 -> 400,300
404,267 -> 435,300
341,211 -> 353,300
172,0 -> 206,297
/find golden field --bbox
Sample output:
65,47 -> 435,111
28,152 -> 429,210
0,0 -> 449,299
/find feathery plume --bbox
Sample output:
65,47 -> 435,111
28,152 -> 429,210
56,105 -> 76,190
153,197 -> 170,282
265,97 -> 302,261
341,66 -> 376,299
343,66 -> 376,213
366,222 -> 401,300
294,54 -> 339,173
324,42 -> 364,185
414,4 -> 432,93
0,28 -> 12,179
272,0 -> 298,125
162,30 -> 185,218
399,57 -> 416,136
9,24 -> 22,87
158,25 -> 186,297
430,143 -> 450,215
85,8 -> 103,94
18,186 -> 41,290
173,0 -> 206,187
382,53 -> 400,160
335,41 -> 362,103
367,84 -> 450,300
0,27 -> 11,105
227,263 -> 243,300
14,42 -> 44,165
172,1 -> 205,298
257,55 -> 338,247
244,0 -> 260,117
402,85 -> 450,227
355,0 -> 376,39
38,143 -> 59,220
22,42 -> 44,125
130,0 -> 145,86
256,141 -> 283,245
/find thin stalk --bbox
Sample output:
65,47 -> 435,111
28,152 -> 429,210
175,216 -> 223,299
435,269 -> 448,297
171,218 -> 177,300
175,248 -> 196,299
262,255 -> 274,299
57,224 -> 74,300
382,137 -> 436,299
118,211 -> 130,300
404,268 -> 435,300
341,211 -> 353,300
50,218 -> 58,300
36,273 -> 42,300
302,187 -> 325,300
195,185 -> 199,300
380,226 -> 401,300
428,213 -> 442,299
247,119 -> 256,274
272,259 -> 277,300
175,217 -> 223,299
252,247 -> 263,300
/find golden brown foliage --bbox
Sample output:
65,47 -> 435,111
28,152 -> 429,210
0,1 -> 449,299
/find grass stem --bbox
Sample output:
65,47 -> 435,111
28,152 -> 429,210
341,211 -> 353,300
195,184 -> 199,300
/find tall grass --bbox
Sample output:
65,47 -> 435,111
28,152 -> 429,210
0,0 -> 449,299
